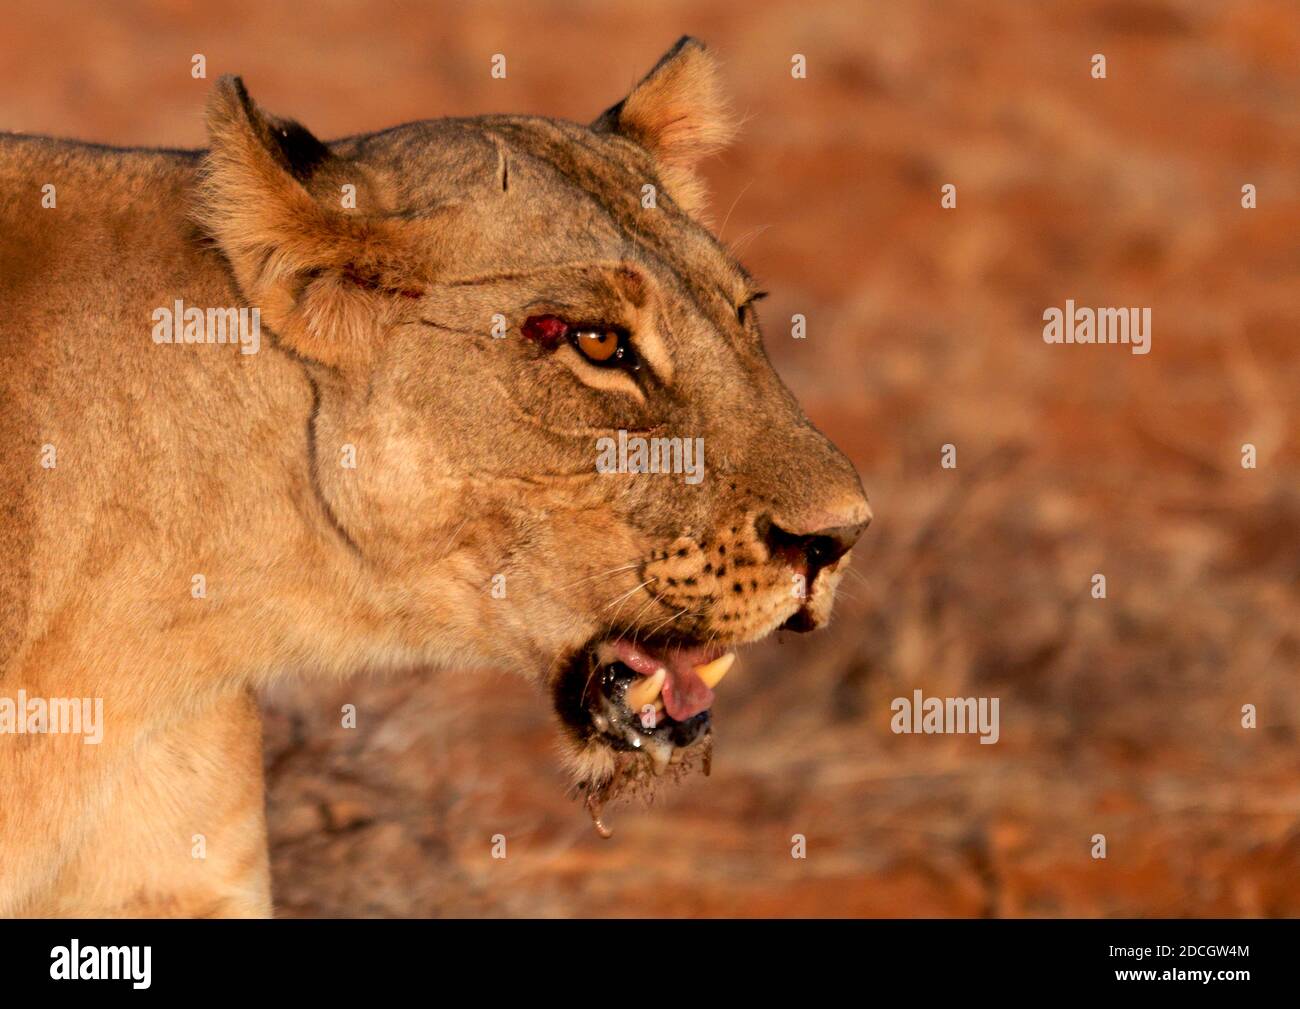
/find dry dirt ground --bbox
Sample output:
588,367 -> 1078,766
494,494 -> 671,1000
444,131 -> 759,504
5,0 -> 1296,915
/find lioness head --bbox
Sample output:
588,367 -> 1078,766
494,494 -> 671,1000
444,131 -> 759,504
197,37 -> 870,825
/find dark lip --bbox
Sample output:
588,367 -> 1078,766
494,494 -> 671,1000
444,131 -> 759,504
553,635 -> 714,750
779,605 -> 818,633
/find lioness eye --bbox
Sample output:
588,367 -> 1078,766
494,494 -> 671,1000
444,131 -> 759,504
522,315 -> 639,371
571,327 -> 638,370
574,329 -> 618,362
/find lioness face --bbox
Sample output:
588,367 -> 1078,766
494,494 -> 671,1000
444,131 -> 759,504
200,38 -> 869,810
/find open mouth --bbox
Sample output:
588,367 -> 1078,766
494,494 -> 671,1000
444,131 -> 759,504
555,635 -> 737,834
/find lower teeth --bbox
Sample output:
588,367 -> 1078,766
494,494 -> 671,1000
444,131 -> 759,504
592,683 -> 675,775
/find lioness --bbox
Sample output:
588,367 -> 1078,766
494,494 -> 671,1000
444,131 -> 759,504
0,37 -> 869,917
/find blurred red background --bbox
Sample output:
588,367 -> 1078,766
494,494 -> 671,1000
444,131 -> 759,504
5,0 -> 1296,916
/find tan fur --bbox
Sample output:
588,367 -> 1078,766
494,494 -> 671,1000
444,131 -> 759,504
0,38 -> 868,917
592,37 -> 738,217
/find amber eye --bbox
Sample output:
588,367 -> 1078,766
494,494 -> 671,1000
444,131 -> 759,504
573,329 -> 619,362
522,315 -> 639,370
570,327 -> 639,370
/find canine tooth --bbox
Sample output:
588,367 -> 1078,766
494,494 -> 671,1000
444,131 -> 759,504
624,668 -> 666,711
637,698 -> 664,730
694,652 -> 736,689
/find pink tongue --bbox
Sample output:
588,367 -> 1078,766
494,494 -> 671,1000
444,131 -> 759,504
659,663 -> 715,722
606,640 -> 717,722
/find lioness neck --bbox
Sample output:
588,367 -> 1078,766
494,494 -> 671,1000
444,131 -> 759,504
0,135 -> 401,701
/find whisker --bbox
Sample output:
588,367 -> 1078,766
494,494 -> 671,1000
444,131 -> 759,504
729,223 -> 772,258
600,579 -> 653,612
436,517 -> 470,559
644,606 -> 693,640
718,179 -> 755,243
843,566 -> 872,587
554,562 -> 642,592
627,589 -> 669,644
608,580 -> 661,638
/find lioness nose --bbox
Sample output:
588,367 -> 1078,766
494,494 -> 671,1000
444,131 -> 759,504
756,502 -> 872,582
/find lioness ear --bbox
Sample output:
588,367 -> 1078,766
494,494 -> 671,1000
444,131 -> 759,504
592,37 -> 737,216
197,76 -> 414,369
